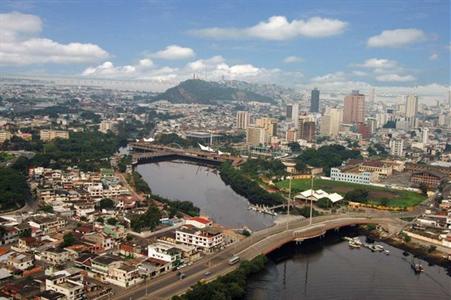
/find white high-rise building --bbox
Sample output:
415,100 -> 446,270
320,108 -> 343,137
390,139 -> 404,157
422,127 -> 429,145
291,103 -> 299,128
404,95 -> 418,128
369,88 -> 375,104
236,111 -> 250,129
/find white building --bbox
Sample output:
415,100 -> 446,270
45,271 -> 84,300
390,139 -> 404,157
404,95 -> 418,128
320,108 -> 343,137
236,111 -> 250,129
330,168 -> 376,184
99,120 -> 115,133
147,241 -> 182,267
175,226 -> 224,253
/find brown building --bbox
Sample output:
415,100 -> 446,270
343,90 -> 365,124
300,121 -> 316,142
411,170 -> 446,190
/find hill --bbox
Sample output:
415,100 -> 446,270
153,79 -> 274,104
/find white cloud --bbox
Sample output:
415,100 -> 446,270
367,28 -> 426,48
82,58 -> 154,77
358,58 -> 398,69
152,45 -> 195,60
375,74 -> 416,82
352,70 -> 367,76
0,12 -> 108,65
429,53 -> 438,60
191,16 -> 347,40
311,72 -> 345,83
283,56 -> 303,63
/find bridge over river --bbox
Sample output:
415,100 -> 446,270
114,213 -> 403,300
129,142 -> 243,166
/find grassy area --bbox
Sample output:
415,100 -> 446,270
275,178 -> 426,209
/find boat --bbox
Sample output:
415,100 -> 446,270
348,241 -> 361,249
343,237 -> 353,242
384,250 -> 390,255
352,237 -> 363,246
374,245 -> 384,252
410,258 -> 424,274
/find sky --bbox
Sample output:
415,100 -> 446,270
0,0 -> 450,95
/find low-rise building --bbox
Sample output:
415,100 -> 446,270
40,130 -> 70,141
410,170 -> 446,190
330,167 -> 377,184
175,225 -> 224,253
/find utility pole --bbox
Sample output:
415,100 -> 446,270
287,175 -> 292,216
309,170 -> 314,225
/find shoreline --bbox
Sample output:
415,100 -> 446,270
359,227 -> 451,273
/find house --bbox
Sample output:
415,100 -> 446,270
81,233 -> 113,254
28,217 -> 66,235
45,271 -> 84,300
147,241 -> 182,268
138,258 -> 172,278
185,217 -> 212,229
294,189 -> 344,205
39,248 -> 77,266
7,252 -> 34,271
90,255 -> 143,288
175,225 -> 224,253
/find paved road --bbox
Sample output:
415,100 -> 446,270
113,213 -> 398,300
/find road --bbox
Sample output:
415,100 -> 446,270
113,213 -> 399,300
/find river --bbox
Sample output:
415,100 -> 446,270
246,229 -> 451,300
136,161 -> 275,230
137,161 -> 451,299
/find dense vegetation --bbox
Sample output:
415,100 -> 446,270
129,171 -> 152,194
151,194 -> 200,217
240,158 -> 287,178
155,133 -> 196,148
173,256 -> 268,300
117,155 -> 132,173
154,79 -> 273,104
219,162 -> 284,206
295,145 -> 361,175
0,167 -> 30,211
130,204 -> 162,232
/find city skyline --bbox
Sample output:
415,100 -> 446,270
0,0 -> 449,97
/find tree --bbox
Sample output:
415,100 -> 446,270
316,198 -> 332,209
345,189 -> 369,203
130,204 -> 161,232
419,183 -> 428,196
62,233 -> 76,247
107,218 -> 118,226
40,204 -> 54,213
99,198 -> 115,210
288,142 -> 301,153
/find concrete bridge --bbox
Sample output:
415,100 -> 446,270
115,214 -> 401,300
129,142 -> 242,166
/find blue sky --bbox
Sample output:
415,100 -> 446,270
0,0 -> 449,93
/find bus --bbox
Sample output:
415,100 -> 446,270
228,255 -> 240,265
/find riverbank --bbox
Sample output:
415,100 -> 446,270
359,225 -> 451,273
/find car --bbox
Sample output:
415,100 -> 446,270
204,271 -> 212,276
179,273 -> 186,279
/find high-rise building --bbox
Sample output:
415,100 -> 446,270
301,121 -> 316,142
286,128 -> 298,142
286,105 -> 293,119
369,88 -> 375,104
404,95 -> 418,128
236,111 -> 250,129
310,88 -> 320,113
320,108 -> 343,137
422,127 -> 429,144
255,117 -> 278,143
343,90 -> 365,124
291,103 -> 299,128
246,126 -> 266,146
390,139 -> 404,157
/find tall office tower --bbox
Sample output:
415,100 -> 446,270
422,127 -> 429,144
286,104 -> 293,119
320,108 -> 343,137
246,126 -> 266,146
255,117 -> 278,139
404,95 -> 418,128
310,88 -> 320,113
291,103 -> 299,128
369,88 -> 375,104
343,90 -> 365,124
301,121 -> 316,142
390,139 -> 404,157
236,111 -> 250,129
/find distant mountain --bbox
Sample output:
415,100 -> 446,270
222,80 -> 300,104
153,79 -> 274,104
